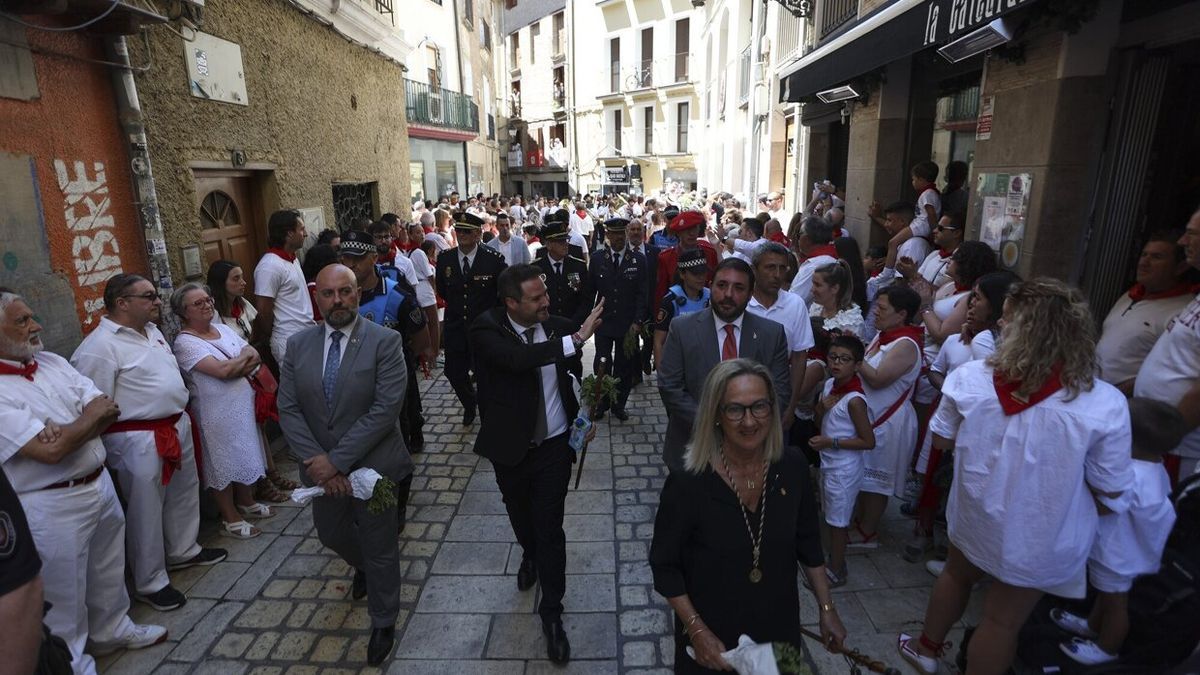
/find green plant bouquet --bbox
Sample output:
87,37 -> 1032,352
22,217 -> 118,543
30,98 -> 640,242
290,467 -> 398,515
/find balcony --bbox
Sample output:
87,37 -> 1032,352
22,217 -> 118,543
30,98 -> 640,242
817,0 -> 856,40
738,46 -> 751,104
404,79 -> 480,138
552,33 -> 566,62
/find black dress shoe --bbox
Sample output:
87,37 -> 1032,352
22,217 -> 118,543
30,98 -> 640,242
516,557 -> 537,591
543,619 -> 570,664
463,408 -> 476,426
611,408 -> 629,422
409,431 -> 425,454
352,569 -> 367,600
367,625 -> 395,666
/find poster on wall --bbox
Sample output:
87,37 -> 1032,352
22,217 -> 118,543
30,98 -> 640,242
974,172 -> 1032,270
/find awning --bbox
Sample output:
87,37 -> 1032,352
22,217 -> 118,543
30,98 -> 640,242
781,0 -> 1042,102
800,100 -> 844,127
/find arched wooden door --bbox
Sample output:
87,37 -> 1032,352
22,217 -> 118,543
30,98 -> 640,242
193,171 -> 261,292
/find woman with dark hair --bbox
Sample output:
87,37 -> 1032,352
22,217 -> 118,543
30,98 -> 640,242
850,286 -> 924,548
899,278 -> 1133,674
300,244 -> 339,322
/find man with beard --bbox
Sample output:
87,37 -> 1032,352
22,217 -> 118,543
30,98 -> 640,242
657,258 -> 791,471
277,264 -> 414,666
2,288 -> 167,673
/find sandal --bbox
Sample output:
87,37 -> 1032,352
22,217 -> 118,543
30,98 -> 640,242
255,478 -> 289,504
222,520 -> 261,539
267,469 -> 300,491
846,525 -> 880,549
236,502 -> 275,519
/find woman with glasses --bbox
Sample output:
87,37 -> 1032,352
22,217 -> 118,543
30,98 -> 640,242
650,359 -> 847,673
899,278 -> 1133,674
170,282 -> 274,539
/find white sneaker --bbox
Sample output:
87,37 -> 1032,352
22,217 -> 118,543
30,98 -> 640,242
1060,637 -> 1117,665
897,632 -> 940,674
925,559 -> 945,577
91,623 -> 168,655
1049,608 -> 1098,639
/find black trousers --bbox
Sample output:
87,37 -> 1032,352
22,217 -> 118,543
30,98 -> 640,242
493,433 -> 573,624
399,354 -> 424,446
444,345 -> 476,413
593,334 -> 633,411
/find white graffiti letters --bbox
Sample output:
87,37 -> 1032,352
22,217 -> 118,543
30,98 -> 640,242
54,159 -> 124,287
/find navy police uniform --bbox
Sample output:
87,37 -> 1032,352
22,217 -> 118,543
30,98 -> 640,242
533,218 -> 594,332
589,218 -> 647,419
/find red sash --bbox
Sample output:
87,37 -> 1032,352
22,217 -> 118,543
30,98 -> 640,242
865,331 -> 923,429
104,413 -> 184,485
0,359 -> 37,381
992,365 -> 1065,416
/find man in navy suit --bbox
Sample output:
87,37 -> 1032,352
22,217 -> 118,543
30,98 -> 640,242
589,218 -> 647,421
626,218 -> 659,381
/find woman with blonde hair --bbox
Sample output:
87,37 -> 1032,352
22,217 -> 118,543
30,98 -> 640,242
809,260 -> 863,338
899,277 -> 1134,675
650,359 -> 846,672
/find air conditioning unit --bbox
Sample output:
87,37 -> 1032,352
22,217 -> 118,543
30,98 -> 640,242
938,18 -> 1013,63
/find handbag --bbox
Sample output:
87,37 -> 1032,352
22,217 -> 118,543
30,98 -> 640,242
183,329 -> 278,424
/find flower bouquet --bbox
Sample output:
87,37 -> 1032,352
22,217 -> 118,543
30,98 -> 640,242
686,636 -> 813,675
291,467 -> 398,514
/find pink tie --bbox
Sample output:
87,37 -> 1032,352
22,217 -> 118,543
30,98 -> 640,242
722,324 -> 737,361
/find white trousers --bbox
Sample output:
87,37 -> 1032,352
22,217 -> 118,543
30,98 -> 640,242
20,472 -> 138,675
102,416 -> 201,594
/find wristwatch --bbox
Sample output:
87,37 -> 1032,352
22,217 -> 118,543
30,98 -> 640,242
571,332 -> 585,349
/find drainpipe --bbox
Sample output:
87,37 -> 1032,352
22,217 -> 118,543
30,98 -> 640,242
450,0 -> 471,195
104,35 -> 175,298
568,1 -> 579,197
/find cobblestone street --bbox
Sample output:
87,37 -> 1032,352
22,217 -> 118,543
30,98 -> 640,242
95,355 -> 981,675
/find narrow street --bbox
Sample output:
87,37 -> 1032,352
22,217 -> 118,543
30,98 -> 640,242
95,354 -> 981,675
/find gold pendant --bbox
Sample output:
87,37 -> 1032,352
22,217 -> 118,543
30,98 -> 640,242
749,568 -> 762,583
748,480 -> 755,489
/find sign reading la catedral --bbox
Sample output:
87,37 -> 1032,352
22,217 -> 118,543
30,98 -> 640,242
922,0 -> 1036,47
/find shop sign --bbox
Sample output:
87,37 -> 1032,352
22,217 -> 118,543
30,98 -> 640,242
976,95 -> 994,140
605,168 -> 629,184
922,0 -> 1037,48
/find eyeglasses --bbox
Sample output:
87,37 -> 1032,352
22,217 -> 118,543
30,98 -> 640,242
720,399 -> 772,421
827,354 -> 856,364
120,292 -> 159,302
188,297 -> 215,309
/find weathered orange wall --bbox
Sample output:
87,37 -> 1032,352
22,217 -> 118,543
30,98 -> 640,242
0,25 -> 147,333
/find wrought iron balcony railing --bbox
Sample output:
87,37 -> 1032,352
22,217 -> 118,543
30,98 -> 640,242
404,79 -> 480,132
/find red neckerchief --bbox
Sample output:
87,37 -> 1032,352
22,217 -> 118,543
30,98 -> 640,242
993,364 -> 1065,416
267,247 -> 295,263
954,283 -> 970,293
769,231 -> 790,247
877,325 -> 924,351
530,236 -> 541,244
398,238 -> 419,253
806,244 -> 839,261
576,209 -> 588,219
830,375 -> 865,397
230,299 -> 244,320
832,227 -> 844,239
1127,282 -> 1199,303
0,359 -> 37,381
938,248 -> 953,259
869,268 -> 882,278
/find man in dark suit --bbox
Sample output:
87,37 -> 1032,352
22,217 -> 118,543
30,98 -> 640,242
533,219 -> 593,333
657,258 -> 792,472
589,217 -> 648,421
625,217 -> 659,381
470,264 -> 604,665
277,264 -> 415,666
435,212 -> 507,425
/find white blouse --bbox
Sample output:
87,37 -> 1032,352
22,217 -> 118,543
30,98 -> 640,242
809,302 -> 864,337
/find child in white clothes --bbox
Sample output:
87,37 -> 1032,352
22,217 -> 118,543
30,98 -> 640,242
1054,397 -> 1184,665
809,335 -> 876,587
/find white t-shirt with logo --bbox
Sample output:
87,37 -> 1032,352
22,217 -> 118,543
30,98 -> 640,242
1134,294 -> 1200,458
254,252 -> 315,362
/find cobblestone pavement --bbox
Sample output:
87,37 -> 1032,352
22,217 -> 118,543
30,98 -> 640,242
97,351 -> 982,675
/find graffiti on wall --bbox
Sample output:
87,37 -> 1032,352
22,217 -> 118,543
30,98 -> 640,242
54,159 -> 124,323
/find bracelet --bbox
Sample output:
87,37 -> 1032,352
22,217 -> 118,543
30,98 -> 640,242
685,613 -> 701,626
819,602 -> 835,613
689,627 -> 707,639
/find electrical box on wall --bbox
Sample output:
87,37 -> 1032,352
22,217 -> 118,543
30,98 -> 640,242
185,32 -> 247,106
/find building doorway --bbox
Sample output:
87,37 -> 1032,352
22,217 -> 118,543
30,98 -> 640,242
194,170 -> 263,289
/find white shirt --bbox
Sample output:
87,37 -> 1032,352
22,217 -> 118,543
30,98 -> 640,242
495,237 -> 515,265
0,352 -> 108,492
1134,294 -> 1200,458
425,231 -> 452,252
389,252 -> 421,290
818,379 -> 870,470
507,316 -> 577,438
917,248 -> 954,288
509,205 -> 527,224
71,316 -> 189,420
322,315 -> 359,374
911,188 -> 942,239
254,251 -> 315,356
930,331 -> 994,376
731,237 -> 767,265
930,360 -> 1133,597
713,313 -> 746,359
789,253 -> 838,304
871,237 -> 934,293
1097,291 -> 1193,388
810,302 -> 864,338
459,245 -> 479,271
406,248 -> 437,308
569,211 -> 594,237
1091,459 -> 1176,578
747,291 -> 815,354
768,208 -> 790,226
568,230 -> 587,252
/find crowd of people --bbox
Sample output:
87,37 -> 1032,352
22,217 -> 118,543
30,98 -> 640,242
1,162 -> 1198,673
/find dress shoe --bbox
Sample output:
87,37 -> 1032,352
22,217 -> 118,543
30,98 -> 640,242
611,408 -> 629,422
352,569 -> 367,600
367,625 -> 395,666
516,557 -> 537,591
463,408 -> 476,426
409,431 -> 425,454
543,619 -> 571,664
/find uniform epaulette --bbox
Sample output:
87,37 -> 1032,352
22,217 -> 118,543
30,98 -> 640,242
478,245 -> 503,258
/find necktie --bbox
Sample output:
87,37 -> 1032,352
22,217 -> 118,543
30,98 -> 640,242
524,327 -> 548,445
462,255 -> 472,277
323,331 -> 343,408
612,252 -> 621,268
554,261 -> 562,277
721,324 -> 738,361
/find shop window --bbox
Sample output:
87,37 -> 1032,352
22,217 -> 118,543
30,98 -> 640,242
410,161 -> 426,202
436,161 -> 458,199
332,182 -> 378,232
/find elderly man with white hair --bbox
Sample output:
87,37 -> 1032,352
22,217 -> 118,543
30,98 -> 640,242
0,288 -> 167,674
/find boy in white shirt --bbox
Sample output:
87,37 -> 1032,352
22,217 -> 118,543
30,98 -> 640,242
809,334 -> 876,587
870,161 -> 942,279
1054,398 -> 1183,665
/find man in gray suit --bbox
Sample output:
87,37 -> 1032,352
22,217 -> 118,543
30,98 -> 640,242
658,258 -> 792,472
485,212 -> 532,266
277,264 -> 414,666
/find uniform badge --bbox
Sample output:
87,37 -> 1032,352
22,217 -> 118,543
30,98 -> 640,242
567,272 -> 581,291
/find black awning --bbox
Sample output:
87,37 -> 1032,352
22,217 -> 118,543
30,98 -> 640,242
800,100 -> 845,126
782,0 -> 1042,102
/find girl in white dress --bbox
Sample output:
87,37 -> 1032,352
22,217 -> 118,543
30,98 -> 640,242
171,283 -> 273,539
899,278 -> 1134,675
851,286 -> 924,548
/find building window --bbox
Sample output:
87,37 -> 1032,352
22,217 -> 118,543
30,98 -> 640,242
463,0 -> 473,24
480,20 -> 492,51
643,106 -> 653,155
609,38 -> 620,93
510,32 -> 520,67
530,22 -> 539,64
510,80 -> 521,118
611,109 -> 622,153
435,161 -> 458,199
410,162 -> 426,202
487,113 -> 495,140
674,18 -> 689,82
553,66 -> 565,108
505,0 -> 517,7
676,102 -> 689,153
553,12 -> 565,57
332,182 -> 377,232
639,27 -> 653,88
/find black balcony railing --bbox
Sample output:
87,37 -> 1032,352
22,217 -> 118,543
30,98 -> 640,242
819,0 -> 856,38
404,79 -> 480,132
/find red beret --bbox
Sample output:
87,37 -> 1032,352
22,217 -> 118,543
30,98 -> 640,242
668,210 -> 706,232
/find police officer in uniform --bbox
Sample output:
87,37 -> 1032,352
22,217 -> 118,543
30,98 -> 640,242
436,212 -> 507,425
589,217 -> 647,421
534,219 -> 594,333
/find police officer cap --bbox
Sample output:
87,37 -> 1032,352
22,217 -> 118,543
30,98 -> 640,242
454,211 -> 485,230
541,221 -> 570,241
542,209 -> 570,226
604,217 -> 629,232
338,230 -> 377,257
677,248 -> 708,273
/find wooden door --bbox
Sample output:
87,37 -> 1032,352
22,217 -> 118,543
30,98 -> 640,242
194,171 -> 261,291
